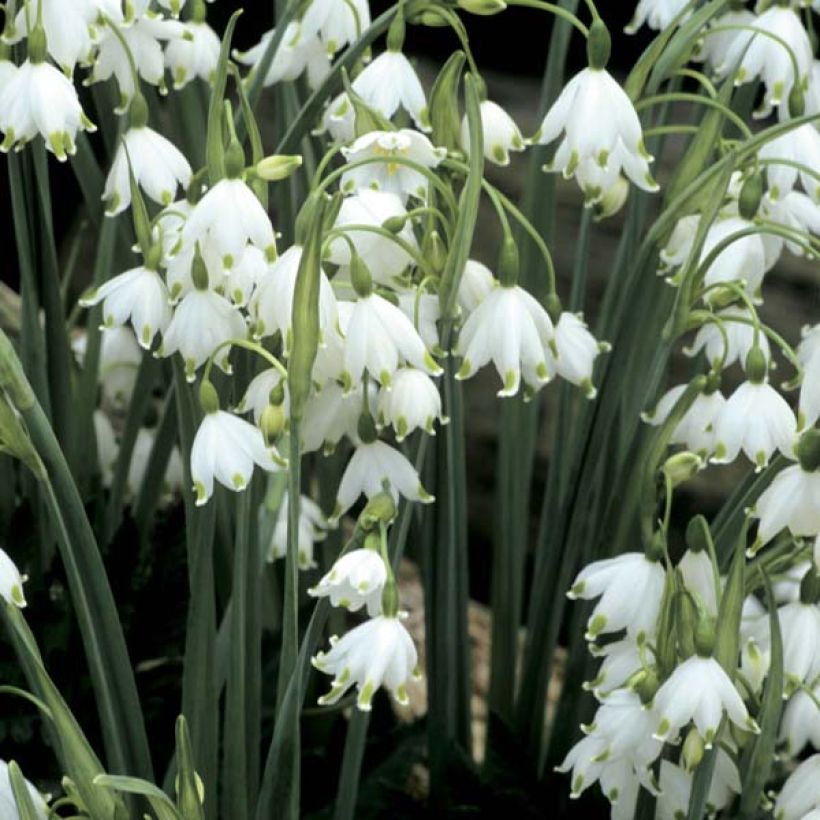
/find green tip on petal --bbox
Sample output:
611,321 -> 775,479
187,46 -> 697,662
586,613 -> 606,639
231,473 -> 247,490
357,680 -> 375,710
456,359 -> 472,380
193,481 -> 208,506
10,584 -> 25,607
656,718 -> 670,737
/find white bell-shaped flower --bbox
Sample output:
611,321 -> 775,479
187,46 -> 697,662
301,381 -> 372,454
268,492 -> 327,569
547,312 -> 607,397
0,59 -> 93,160
342,292 -> 441,389
458,260 -> 496,313
159,288 -> 247,381
760,125 -> 820,201
221,245 -> 270,307
165,20 -> 220,89
317,92 -> 356,143
327,189 -> 419,285
568,552 -> 665,641
234,23 -> 329,89
300,0 -> 371,54
126,426 -> 184,499
753,462 -> 820,548
377,367 -> 446,441
0,759 -> 47,819
250,245 -> 338,349
780,684 -> 820,754
625,0 -> 689,33
761,191 -> 820,261
643,384 -> 726,456
340,129 -> 445,201
79,327 -> 142,409
678,547 -> 720,617
696,10 -> 755,75
89,16 -> 186,108
103,125 -> 192,215
191,406 -> 285,505
774,754 -> 820,820
723,5 -> 813,118
80,264 -> 172,349
536,67 -> 657,202
461,99 -> 525,167
236,368 -> 287,426
712,379 -> 796,468
652,654 -> 758,746
655,753 -> 741,820
181,178 -> 276,268
455,283 -> 555,397
352,49 -> 428,130
332,437 -> 433,521
397,292 -> 440,352
312,614 -> 419,710
309,548 -> 387,616
0,548 -> 26,608
683,307 -> 770,370
799,327 -> 820,429
779,598 -> 820,693
586,639 -> 643,696
557,689 -> 661,800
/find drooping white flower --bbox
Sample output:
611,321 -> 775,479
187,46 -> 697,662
557,689 -> 661,800
317,91 -> 356,143
268,492 -> 327,568
159,288 -> 247,381
625,0 -> 689,33
233,23 -> 329,89
799,328 -> 820,429
643,384 -> 726,455
222,245 -> 271,307
760,125 -> 820,201
655,753 -> 741,820
377,367 -> 446,440
102,126 -> 192,215
181,178 -> 276,268
236,368 -> 287,426
94,410 -> 118,488
547,312 -> 607,397
761,191 -> 820,263
300,0 -> 371,54
326,189 -> 418,285
80,326 -> 142,409
312,614 -> 419,709
352,50 -> 428,130
0,59 -> 93,160
190,409 -> 285,505
536,67 -> 657,202
780,684 -> 820,755
0,759 -> 47,819
340,129 -> 445,201
696,10 -> 755,75
774,754 -> 820,820
697,217 -> 768,298
458,260 -> 496,313
652,654 -> 758,745
586,639 -> 644,696
397,292 -> 440,352
0,548 -> 26,608
678,548 -> 719,617
684,307 -> 770,370
723,5 -> 813,118
309,548 -> 387,615
455,284 -> 555,397
461,99 -> 525,167
165,20 -> 220,88
250,245 -> 338,349
342,293 -> 442,389
301,381 -> 369,454
712,380 -> 796,468
126,426 -> 184,500
89,16 -> 186,109
753,461 -> 820,547
80,265 -> 172,349
779,598 -> 820,693
332,439 -> 433,521
568,552 -> 665,641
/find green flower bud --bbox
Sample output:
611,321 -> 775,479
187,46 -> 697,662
255,154 -> 303,181
260,403 -> 286,446
350,253 -> 374,298
685,515 -> 711,554
676,589 -> 698,659
199,379 -> 220,415
269,381 -> 286,407
631,666 -> 660,705
693,611 -> 716,657
738,172 -> 764,221
798,429 -> 820,471
663,451 -> 703,488
592,176 -> 629,221
800,564 -> 820,605
416,9 -> 449,26
360,492 -> 397,529
498,235 -> 520,287
586,20 -> 611,71
645,529 -> 666,563
27,24 -> 48,64
0,331 -> 36,412
127,91 -> 150,129
428,51 -> 466,152
457,0 -> 507,14
382,214 -> 408,234
682,727 -> 705,771
423,230 -> 447,276
745,346 -> 768,384
144,241 -> 163,272
788,83 -> 805,118
357,411 -> 378,444
0,390 -> 45,479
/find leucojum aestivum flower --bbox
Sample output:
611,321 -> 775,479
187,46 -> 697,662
0,0 -> 820,816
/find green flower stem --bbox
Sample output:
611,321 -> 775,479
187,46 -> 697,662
675,67 -> 718,98
332,710 -> 370,820
506,0 -> 589,36
203,338 -> 288,384
643,124 -> 700,138
757,157 -> 820,187
635,92 -> 753,139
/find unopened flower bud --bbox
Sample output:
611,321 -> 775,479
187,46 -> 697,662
416,9 -> 449,26
663,451 -> 703,487
360,492 -> 397,530
199,379 -> 220,415
738,172 -> 764,220
269,381 -> 286,407
744,345 -> 768,384
676,590 -> 698,658
350,253 -> 374,298
457,0 -> 507,13
145,241 -> 163,272
682,727 -> 705,771
788,83 -> 805,118
260,403 -> 286,446
423,230 -> 447,276
645,529 -> 666,563
224,136 -> 246,179
592,176 -> 629,221
685,515 -> 711,554
797,428 -> 820,471
694,611 -> 717,657
255,154 -> 302,181
586,19 -> 611,71
631,666 -> 660,705
128,91 -> 150,130
383,214 -> 408,234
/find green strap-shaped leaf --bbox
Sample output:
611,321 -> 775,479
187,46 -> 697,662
94,775 -> 182,820
8,761 -> 45,820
